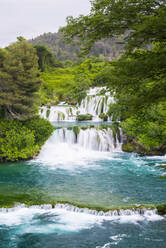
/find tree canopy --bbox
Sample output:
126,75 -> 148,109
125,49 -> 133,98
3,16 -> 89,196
61,0 -> 166,53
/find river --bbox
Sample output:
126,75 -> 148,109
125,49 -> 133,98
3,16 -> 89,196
0,88 -> 166,248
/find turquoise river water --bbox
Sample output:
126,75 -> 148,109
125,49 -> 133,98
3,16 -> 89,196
0,121 -> 166,248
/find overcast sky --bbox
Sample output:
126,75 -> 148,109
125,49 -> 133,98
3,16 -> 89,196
0,0 -> 91,47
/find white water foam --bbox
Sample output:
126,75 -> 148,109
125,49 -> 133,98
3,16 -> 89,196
97,234 -> 129,248
0,204 -> 163,234
35,128 -> 122,170
145,155 -> 166,161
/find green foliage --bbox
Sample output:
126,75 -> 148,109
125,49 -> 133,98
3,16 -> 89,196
23,116 -> 54,147
39,57 -> 108,105
0,38 -> 41,120
0,120 -> 38,162
61,0 -> 166,54
106,44 -> 166,110
121,103 -> 166,150
76,114 -> 93,121
0,117 -> 54,162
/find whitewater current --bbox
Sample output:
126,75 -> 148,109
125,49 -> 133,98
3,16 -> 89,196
0,87 -> 166,248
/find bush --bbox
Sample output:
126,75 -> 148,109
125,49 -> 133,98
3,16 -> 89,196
0,117 -> 54,162
23,116 -> 54,147
0,120 -> 38,162
76,114 -> 93,121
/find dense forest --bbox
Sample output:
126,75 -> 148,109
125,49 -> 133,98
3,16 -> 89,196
29,31 -> 124,61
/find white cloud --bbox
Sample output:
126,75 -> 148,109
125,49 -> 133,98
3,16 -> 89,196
0,0 -> 91,47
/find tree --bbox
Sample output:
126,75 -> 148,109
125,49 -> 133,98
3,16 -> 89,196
61,0 -> 166,53
34,44 -> 56,71
0,38 -> 41,120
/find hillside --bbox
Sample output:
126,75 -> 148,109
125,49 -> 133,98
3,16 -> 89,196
29,31 -> 124,61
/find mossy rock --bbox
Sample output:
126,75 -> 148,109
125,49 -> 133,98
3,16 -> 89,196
157,203 -> 166,215
159,175 -> 166,179
67,127 -> 73,131
122,139 -> 165,156
122,142 -> 135,153
81,126 -> 89,130
46,109 -> 50,118
76,114 -> 93,121
159,164 -> 166,169
99,113 -> 108,121
73,126 -> 80,136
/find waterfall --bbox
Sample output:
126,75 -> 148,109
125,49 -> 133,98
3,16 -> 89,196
78,128 -> 121,152
38,87 -> 122,167
39,87 -> 114,122
79,88 -> 114,120
36,126 -> 122,166
45,127 -> 122,152
0,203 -> 161,219
39,105 -> 78,122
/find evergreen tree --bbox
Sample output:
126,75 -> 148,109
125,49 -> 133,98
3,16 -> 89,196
0,38 -> 41,120
34,44 -> 56,71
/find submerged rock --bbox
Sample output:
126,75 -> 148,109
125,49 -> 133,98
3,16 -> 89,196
159,164 -> 166,169
157,203 -> 166,215
76,114 -> 93,121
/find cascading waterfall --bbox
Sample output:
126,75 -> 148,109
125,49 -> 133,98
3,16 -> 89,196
40,105 -> 78,121
79,88 -> 114,120
41,127 -> 122,153
78,128 -> 121,152
36,126 -> 122,167
39,87 -> 114,121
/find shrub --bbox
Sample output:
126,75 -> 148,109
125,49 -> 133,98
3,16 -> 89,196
23,116 -> 54,146
0,116 -> 54,162
0,120 -> 38,162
